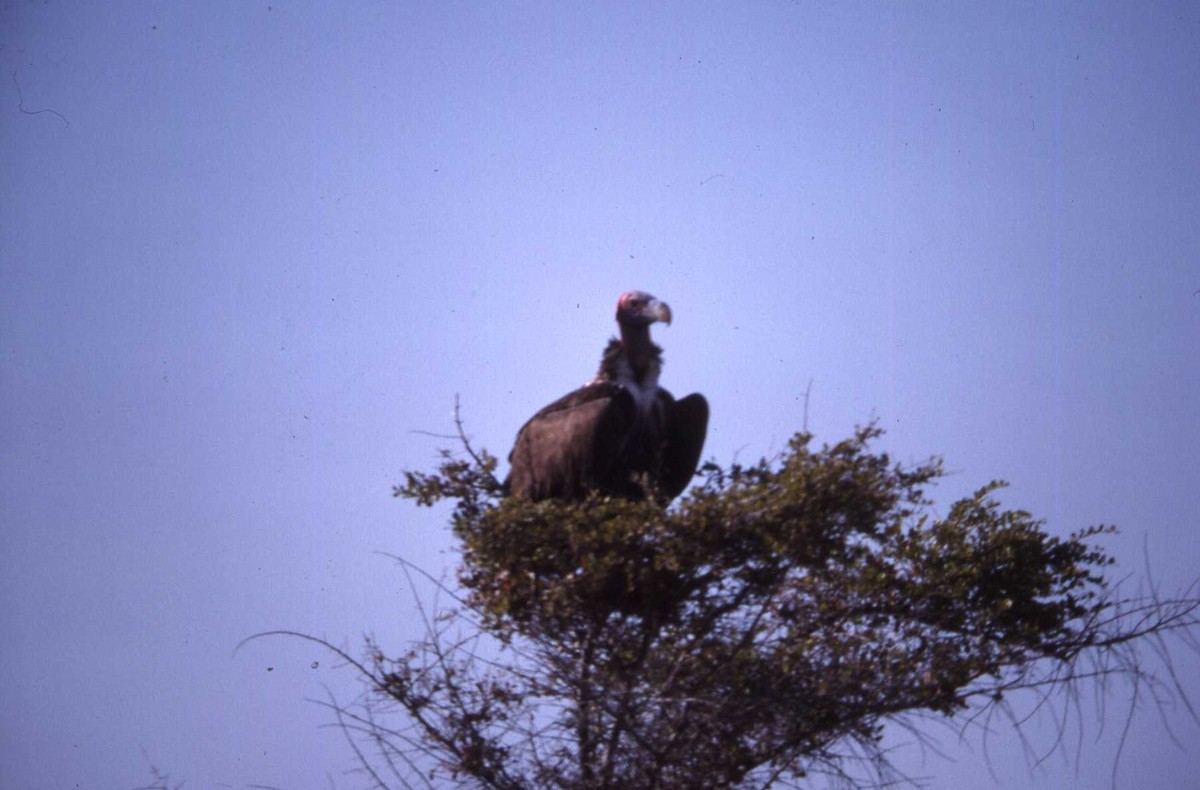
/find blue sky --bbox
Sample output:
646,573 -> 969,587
2,2 -> 1197,788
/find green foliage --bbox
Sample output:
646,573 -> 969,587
378,425 -> 1193,789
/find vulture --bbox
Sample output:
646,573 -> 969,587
506,291 -> 709,504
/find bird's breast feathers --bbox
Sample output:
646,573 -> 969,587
610,356 -> 661,419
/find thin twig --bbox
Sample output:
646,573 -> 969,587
12,71 -> 69,127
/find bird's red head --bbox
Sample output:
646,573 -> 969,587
616,291 -> 672,327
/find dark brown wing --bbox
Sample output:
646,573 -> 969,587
657,391 -> 709,502
506,383 -> 636,501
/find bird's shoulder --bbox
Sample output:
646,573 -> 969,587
528,381 -> 633,421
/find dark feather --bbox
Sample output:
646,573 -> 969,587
659,392 -> 710,502
507,385 -> 709,504
506,383 -> 637,500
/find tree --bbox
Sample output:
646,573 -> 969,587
290,423 -> 1199,789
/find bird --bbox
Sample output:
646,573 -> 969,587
506,291 -> 709,504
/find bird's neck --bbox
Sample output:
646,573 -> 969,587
619,323 -> 657,374
596,329 -> 662,393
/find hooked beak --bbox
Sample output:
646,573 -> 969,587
650,299 -> 672,326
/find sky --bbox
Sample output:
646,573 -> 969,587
1,2 -> 1197,788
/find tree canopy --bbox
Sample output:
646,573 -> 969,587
308,423 -> 1198,789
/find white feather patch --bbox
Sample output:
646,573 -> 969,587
614,356 -> 660,418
